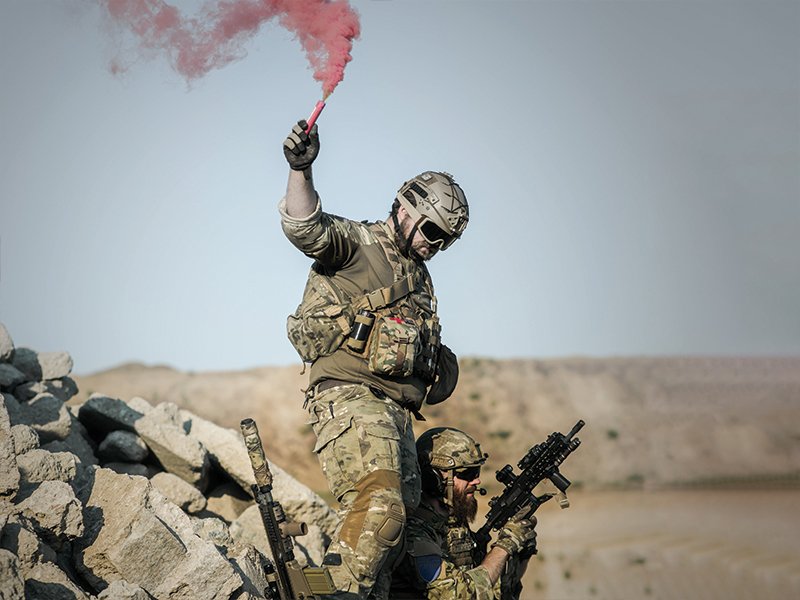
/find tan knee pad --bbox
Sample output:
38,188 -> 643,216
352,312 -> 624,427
340,469 -> 404,550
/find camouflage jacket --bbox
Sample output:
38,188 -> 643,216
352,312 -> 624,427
390,499 -> 502,600
280,196 -> 440,408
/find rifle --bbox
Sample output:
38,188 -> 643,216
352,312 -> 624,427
473,419 -> 585,563
240,418 -> 335,600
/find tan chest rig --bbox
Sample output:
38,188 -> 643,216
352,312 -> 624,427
286,222 -> 441,383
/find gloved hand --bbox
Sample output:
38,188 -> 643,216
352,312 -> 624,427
491,508 -> 537,557
283,119 -> 319,171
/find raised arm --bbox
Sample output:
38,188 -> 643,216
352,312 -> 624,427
283,119 -> 320,219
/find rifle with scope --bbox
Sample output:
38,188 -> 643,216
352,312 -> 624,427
473,419 -> 585,563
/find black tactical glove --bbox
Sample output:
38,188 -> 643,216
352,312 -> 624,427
492,508 -> 537,557
283,119 -> 319,171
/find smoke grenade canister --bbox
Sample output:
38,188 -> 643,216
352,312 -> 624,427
347,309 -> 375,352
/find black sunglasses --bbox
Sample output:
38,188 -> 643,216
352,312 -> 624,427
454,466 -> 481,481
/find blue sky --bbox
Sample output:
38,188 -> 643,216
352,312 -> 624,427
1,0 -> 798,375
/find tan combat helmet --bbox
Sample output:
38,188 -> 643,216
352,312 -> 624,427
418,427 -> 487,471
396,172 -> 469,250
418,427 -> 487,504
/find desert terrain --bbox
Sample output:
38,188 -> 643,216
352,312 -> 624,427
74,356 -> 800,599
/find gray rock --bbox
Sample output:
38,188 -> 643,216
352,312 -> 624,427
0,396 -> 19,497
101,462 -> 151,478
14,377 -> 78,403
11,424 -> 40,455
78,394 -> 144,435
16,449 -> 77,486
134,410 -> 209,490
98,430 -> 148,463
0,363 -> 26,390
190,516 -> 234,549
15,393 -> 72,443
1,393 -> 20,425
37,352 -> 73,380
76,468 -> 242,599
97,580 -> 151,599
0,517 -> 58,570
150,472 -> 207,514
205,482 -> 252,523
127,396 -> 153,415
11,348 -> 73,381
17,481 -> 84,548
143,402 -> 183,428
228,544 -> 271,600
0,548 -> 25,599
43,417 -> 98,467
182,410 -> 338,537
24,561 -> 90,599
0,323 -> 13,362
9,348 -> 40,381
230,505 -> 325,569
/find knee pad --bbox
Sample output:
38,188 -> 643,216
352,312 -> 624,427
375,501 -> 405,547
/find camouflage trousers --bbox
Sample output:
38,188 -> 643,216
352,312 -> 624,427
307,383 -> 421,599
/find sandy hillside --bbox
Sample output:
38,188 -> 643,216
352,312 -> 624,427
73,356 -> 800,599
74,356 -> 800,496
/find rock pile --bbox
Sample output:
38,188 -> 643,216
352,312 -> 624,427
0,323 -> 338,599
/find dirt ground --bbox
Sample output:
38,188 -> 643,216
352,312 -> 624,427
520,489 -> 800,600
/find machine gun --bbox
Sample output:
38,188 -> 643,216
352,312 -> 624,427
473,420 -> 585,563
240,418 -> 335,600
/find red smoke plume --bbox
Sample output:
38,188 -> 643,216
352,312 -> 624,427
101,0 -> 360,97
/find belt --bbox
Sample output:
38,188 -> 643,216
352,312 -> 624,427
315,378 -> 387,399
313,379 -> 426,421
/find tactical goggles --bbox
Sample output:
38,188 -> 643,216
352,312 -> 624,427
453,466 -> 481,481
417,218 -> 457,250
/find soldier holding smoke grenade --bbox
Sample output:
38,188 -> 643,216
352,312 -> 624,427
280,118 -> 469,599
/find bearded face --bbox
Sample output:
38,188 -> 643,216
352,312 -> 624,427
451,480 -> 479,525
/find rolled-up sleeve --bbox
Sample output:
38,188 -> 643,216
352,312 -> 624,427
279,196 -> 358,268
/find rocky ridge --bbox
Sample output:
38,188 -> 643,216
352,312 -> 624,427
0,323 -> 336,599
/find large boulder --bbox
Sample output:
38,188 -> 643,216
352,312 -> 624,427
76,468 -> 243,599
16,481 -> 84,549
150,472 -> 206,514
11,349 -> 73,382
13,394 -> 72,443
16,449 -> 78,486
77,394 -> 144,435
134,407 -> 210,490
181,411 -> 338,537
97,431 -> 148,463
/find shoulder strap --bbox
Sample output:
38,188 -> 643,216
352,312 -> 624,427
349,222 -> 415,311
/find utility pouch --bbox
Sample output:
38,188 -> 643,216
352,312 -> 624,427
287,267 -> 354,363
367,314 -> 420,377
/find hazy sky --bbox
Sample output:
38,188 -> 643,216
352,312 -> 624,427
1,0 -> 798,375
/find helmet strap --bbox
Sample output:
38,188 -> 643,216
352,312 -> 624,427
391,209 -> 422,261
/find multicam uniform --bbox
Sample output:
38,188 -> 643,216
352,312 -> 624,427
280,196 -> 453,599
390,498 -> 501,600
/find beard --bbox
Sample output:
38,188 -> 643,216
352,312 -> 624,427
451,488 -> 478,525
